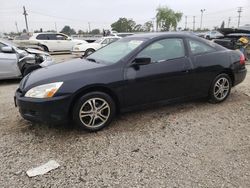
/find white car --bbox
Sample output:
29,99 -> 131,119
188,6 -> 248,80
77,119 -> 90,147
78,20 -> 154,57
72,36 -> 121,57
29,33 -> 87,52
204,31 -> 224,40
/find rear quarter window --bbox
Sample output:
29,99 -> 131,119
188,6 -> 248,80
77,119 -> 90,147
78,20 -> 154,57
188,39 -> 215,55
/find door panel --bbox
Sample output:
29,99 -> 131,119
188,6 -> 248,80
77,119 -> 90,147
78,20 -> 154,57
122,38 -> 194,108
0,52 -> 19,79
123,57 -> 192,107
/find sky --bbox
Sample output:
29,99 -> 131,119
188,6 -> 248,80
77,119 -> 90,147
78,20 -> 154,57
0,0 -> 250,33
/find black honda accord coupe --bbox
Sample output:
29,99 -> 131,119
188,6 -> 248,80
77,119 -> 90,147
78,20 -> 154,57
15,33 -> 247,131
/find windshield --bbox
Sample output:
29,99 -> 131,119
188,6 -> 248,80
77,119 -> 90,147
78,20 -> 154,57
87,38 -> 145,64
94,38 -> 103,43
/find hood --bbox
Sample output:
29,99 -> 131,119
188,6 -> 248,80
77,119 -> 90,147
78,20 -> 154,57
25,48 -> 49,56
21,58 -> 105,90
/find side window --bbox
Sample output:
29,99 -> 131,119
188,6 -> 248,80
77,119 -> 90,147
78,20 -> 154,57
137,38 -> 185,62
36,34 -> 47,40
56,34 -> 67,40
188,39 -> 215,55
101,39 -> 109,45
48,34 -> 57,40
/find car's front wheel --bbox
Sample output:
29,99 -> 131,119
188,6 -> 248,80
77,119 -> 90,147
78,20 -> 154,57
209,73 -> 232,103
72,92 -> 116,131
84,49 -> 95,57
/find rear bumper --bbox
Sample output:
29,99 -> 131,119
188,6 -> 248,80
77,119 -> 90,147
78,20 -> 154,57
233,67 -> 247,86
15,89 -> 72,124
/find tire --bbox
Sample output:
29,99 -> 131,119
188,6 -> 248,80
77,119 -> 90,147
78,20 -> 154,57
41,45 -> 49,52
72,92 -> 116,131
84,49 -> 95,57
209,73 -> 232,103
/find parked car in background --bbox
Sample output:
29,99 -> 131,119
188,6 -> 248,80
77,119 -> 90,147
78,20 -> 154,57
0,39 -> 54,80
29,33 -> 87,52
72,36 -> 121,57
15,33 -> 246,131
204,31 -> 224,40
213,28 -> 250,59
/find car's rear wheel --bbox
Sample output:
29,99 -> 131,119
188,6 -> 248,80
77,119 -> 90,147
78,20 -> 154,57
72,92 -> 116,131
84,49 -> 95,57
209,73 -> 232,103
41,45 -> 49,52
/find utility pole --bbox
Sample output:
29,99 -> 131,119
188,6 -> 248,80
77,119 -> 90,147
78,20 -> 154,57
54,22 -> 57,32
193,16 -> 196,31
88,22 -> 91,33
151,17 -> 155,32
15,21 -> 19,33
237,7 -> 242,28
23,6 -> 29,33
228,17 -> 231,28
200,9 -> 205,30
185,16 -> 187,30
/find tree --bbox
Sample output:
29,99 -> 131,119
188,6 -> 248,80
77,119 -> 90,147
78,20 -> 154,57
144,21 -> 154,32
156,6 -> 183,31
133,24 -> 144,32
111,18 -> 136,32
78,29 -> 85,35
60,25 -> 76,36
220,21 -> 225,29
90,29 -> 100,35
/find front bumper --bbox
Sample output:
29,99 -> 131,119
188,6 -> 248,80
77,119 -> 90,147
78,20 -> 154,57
15,89 -> 72,124
71,51 -> 85,56
233,67 -> 247,86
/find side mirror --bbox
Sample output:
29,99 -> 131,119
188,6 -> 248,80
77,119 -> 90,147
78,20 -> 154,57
133,57 -> 151,66
67,37 -> 72,41
1,46 -> 14,53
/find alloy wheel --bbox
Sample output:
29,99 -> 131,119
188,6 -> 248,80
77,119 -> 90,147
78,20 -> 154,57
79,97 -> 110,128
213,77 -> 230,100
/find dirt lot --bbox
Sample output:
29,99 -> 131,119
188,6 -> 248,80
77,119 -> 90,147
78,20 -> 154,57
0,56 -> 249,187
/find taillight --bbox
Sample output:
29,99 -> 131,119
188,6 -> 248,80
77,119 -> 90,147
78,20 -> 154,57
240,54 -> 245,65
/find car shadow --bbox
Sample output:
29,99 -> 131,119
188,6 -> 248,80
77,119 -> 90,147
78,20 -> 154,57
0,79 -> 21,86
18,98 -> 208,137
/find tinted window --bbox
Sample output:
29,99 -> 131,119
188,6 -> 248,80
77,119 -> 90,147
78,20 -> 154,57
189,39 -> 215,55
56,34 -> 67,40
36,34 -> 57,40
137,38 -> 185,62
36,34 -> 48,40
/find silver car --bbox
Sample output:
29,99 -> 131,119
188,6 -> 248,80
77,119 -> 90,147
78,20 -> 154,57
0,39 -> 54,80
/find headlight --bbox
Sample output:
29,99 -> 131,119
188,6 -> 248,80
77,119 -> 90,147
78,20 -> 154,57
41,54 -> 53,62
25,82 -> 63,98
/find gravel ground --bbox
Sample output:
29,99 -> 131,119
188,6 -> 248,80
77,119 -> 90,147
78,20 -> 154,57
0,56 -> 249,187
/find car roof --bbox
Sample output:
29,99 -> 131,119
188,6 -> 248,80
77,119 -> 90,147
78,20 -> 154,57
32,32 -> 67,36
103,36 -> 121,39
125,32 -> 199,39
